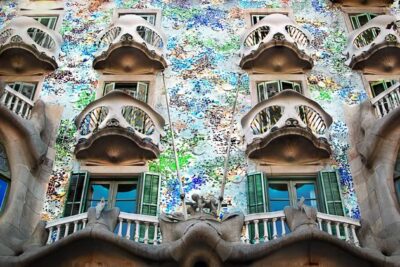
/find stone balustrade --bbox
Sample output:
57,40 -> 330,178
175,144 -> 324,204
46,210 -> 361,247
241,90 -> 332,146
0,84 -> 34,119
46,212 -> 161,245
371,82 -> 400,118
344,15 -> 400,73
243,211 -> 360,246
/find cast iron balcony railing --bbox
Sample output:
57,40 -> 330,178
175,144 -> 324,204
93,15 -> 167,74
0,16 -> 62,75
371,82 -> 400,118
45,211 -> 361,247
74,91 -> 165,164
240,14 -> 313,73
344,15 -> 400,74
0,84 -> 34,119
241,90 -> 332,163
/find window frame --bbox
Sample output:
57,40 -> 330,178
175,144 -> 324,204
97,74 -> 157,107
244,8 -> 294,28
1,76 -> 44,103
85,178 -> 140,213
256,80 -> 303,102
340,7 -> 387,33
362,74 -> 400,100
18,8 -> 64,32
103,81 -> 149,103
113,9 -> 162,28
250,74 -> 309,106
266,176 -> 321,212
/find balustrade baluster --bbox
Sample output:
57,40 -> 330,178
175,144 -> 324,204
12,98 -> 20,113
64,223 -> 70,238
344,223 -> 350,242
153,223 -> 159,245
55,225 -> 61,242
245,221 -> 250,244
144,222 -> 150,244
118,218 -> 123,237
134,221 -> 140,242
317,218 -> 322,230
280,217 -> 286,236
254,220 -> 260,244
350,225 -> 360,246
335,222 -> 340,238
0,91 -> 7,103
73,221 -> 78,233
272,218 -> 278,240
126,220 -> 132,240
263,219 -> 269,242
326,221 -> 332,235
82,219 -> 87,229
6,94 -> 14,108
47,226 -> 54,244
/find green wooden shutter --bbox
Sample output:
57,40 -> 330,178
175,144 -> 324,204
318,171 -> 345,216
136,82 -> 149,103
247,172 -> 266,214
63,172 -> 89,217
138,173 -> 160,243
139,173 -> 160,216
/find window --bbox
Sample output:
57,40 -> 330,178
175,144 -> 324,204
6,82 -> 37,100
27,16 -> 58,49
257,80 -> 302,102
103,82 -> 149,103
247,171 -> 344,215
118,13 -> 156,25
116,10 -> 158,44
246,171 -> 345,243
2,82 -> 37,118
0,143 -> 10,213
251,14 -> 267,25
63,172 -> 160,217
268,180 -> 318,211
31,16 -> 58,30
349,13 -> 377,29
369,80 -> 396,98
86,180 -> 138,213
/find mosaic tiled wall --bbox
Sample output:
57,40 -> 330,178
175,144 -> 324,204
1,0 -> 399,220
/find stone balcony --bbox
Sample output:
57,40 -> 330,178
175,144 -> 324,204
344,15 -> 400,75
241,90 -> 332,164
329,0 -> 394,6
74,91 -> 165,165
0,16 -> 62,75
239,14 -> 313,74
93,15 -> 167,74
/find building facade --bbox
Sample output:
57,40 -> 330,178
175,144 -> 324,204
0,0 -> 399,266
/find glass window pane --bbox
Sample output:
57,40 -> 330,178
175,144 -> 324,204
87,184 -> 110,208
269,200 -> 290,211
20,83 -> 36,100
115,200 -> 137,213
0,178 -> 9,211
266,82 -> 280,98
268,183 -> 289,199
370,82 -> 385,97
295,183 -> 316,199
116,184 -> 137,200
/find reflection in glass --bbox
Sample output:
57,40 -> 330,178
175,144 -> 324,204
268,183 -> 290,211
